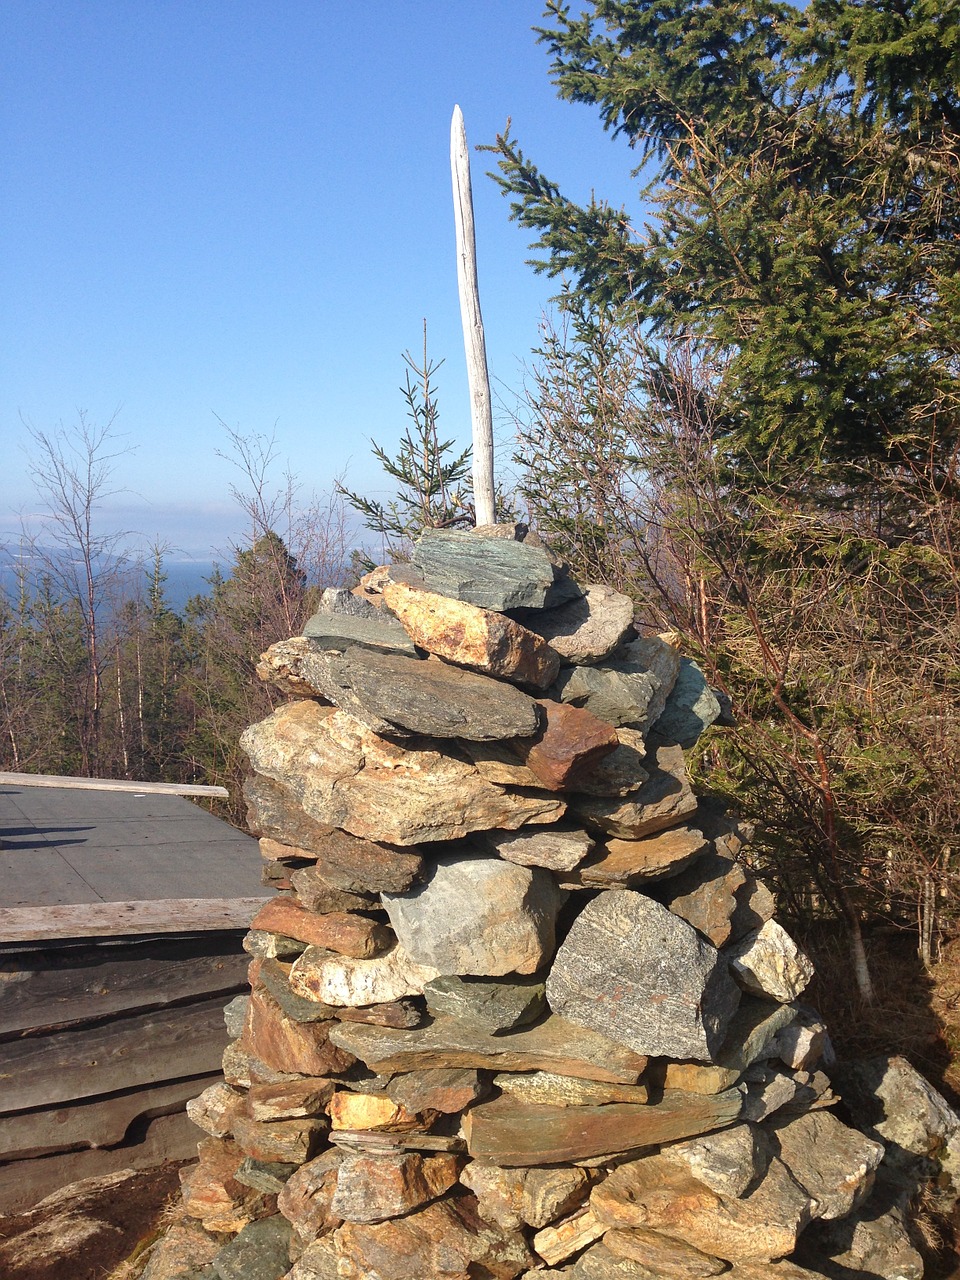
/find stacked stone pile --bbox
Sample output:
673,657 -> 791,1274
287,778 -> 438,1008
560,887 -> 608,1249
155,527 -> 958,1280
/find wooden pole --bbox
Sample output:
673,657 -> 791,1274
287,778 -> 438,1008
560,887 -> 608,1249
451,104 -> 496,527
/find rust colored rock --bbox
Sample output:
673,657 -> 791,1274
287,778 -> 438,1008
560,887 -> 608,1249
241,986 -> 355,1077
513,700 -> 619,791
571,726 -> 650,799
654,851 -> 748,947
179,1137 -> 275,1234
328,1091 -> 424,1133
245,773 -> 424,892
249,897 -> 391,958
331,1151 -> 462,1224
600,1229 -> 727,1277
288,864 -> 378,914
231,1113 -> 327,1164
387,1068 -> 487,1115
246,1078 -> 336,1120
332,1191 -> 535,1279
533,1207 -> 606,1266
277,1148 -> 344,1243
567,826 -> 708,889
242,702 -> 564,846
382,579 -> 561,690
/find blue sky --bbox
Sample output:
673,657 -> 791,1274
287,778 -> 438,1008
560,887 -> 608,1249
2,2 -> 639,561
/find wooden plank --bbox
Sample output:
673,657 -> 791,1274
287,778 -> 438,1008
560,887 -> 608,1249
0,1111 -> 199,1215
0,1074 -> 217,1161
0,996 -> 231,1112
0,940 -> 249,1035
0,897 -> 266,943
0,771 -> 228,798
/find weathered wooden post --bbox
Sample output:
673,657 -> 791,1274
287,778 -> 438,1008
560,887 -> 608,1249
450,104 -> 496,527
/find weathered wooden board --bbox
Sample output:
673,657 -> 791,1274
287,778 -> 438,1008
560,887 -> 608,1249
0,996 -> 230,1111
0,1073 -> 218,1161
0,898 -> 266,944
461,1089 -> 743,1165
0,772 -> 228,797
0,1110 -> 199,1215
0,939 -> 249,1035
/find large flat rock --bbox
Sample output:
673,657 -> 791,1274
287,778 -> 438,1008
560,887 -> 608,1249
241,702 -> 564,846
412,527 -> 579,611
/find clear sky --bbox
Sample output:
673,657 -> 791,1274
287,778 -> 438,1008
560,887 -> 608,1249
2,1 -> 638,561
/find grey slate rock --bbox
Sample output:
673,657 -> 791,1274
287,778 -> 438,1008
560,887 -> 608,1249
382,855 -> 566,977
648,657 -> 722,749
552,635 -> 681,731
302,608 -> 418,655
316,586 -> 381,618
223,994 -> 249,1039
412,527 -> 582,611
234,1158 -> 299,1193
212,1215 -> 293,1280
511,583 -> 636,664
481,824 -> 596,872
423,973 -> 547,1033
545,890 -> 741,1061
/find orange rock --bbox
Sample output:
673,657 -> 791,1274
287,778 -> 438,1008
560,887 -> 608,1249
179,1137 -> 275,1234
382,579 -> 560,689
328,1091 -> 424,1133
246,1077 -> 337,1120
250,897 -> 391,958
277,1148 -> 344,1243
231,1113 -> 327,1164
241,986 -> 355,1077
331,1151 -> 462,1223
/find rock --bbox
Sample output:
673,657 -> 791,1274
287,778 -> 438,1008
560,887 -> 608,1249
251,956 -> 339,1022
383,579 -> 561,689
462,1089 -> 742,1166
514,700 -> 620,791
728,875 -> 776,941
382,855 -> 565,976
328,1013 -> 648,1083
222,1038 -> 303,1090
545,890 -> 741,1061
246,1078 -> 336,1121
726,919 -> 815,1002
715,997 -> 799,1071
660,1061 -> 742,1095
246,774 -> 423,892
570,727 -> 650,798
494,1072 -> 649,1107
459,1163 -> 527,1230
795,1176 -> 925,1280
570,1241 -> 658,1278
459,739 -> 545,787
241,987 -> 355,1076
289,943 -> 440,1008
250,897 -> 392,958
332,1190 -> 535,1279
653,851 -> 748,946
243,928 -> 306,960
277,1149 -> 343,1243
648,657 -> 721,748
242,702 -> 564,845
302,606 -> 418,655
533,1207 -> 607,1265
285,1236 -> 340,1280
387,1068 -> 487,1114
771,1006 -> 831,1070
513,583 -> 636,664
568,826 -> 708,889
660,1123 -> 771,1199
140,1216 -> 222,1280
412,526 -> 578,611
180,1137 -> 275,1234
483,825 -> 596,872
739,1065 -> 832,1122
424,973 -> 546,1032
336,999 -> 424,1029
521,1168 -> 595,1229
834,1053 -> 960,1170
330,1151 -> 462,1223
187,1082 -> 246,1138
224,994 -> 250,1038
571,744 -> 697,839
772,1109 -> 884,1220
591,1152 -> 815,1263
602,1229 -> 727,1277
211,1214 -> 292,1280
260,637 -> 542,741
288,865 -> 377,914
328,1091 -> 423,1132
231,1114 -> 327,1164
552,635 -> 681,731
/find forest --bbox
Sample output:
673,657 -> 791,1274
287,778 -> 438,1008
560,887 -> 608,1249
3,0 -> 960,1070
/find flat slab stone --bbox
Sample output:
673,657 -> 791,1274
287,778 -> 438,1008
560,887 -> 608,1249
483,825 -> 596,872
328,1014 -> 648,1084
512,584 -> 636,664
424,974 -> 546,1033
241,702 -> 564,846
602,1229 -> 727,1277
571,744 -> 697,839
565,826 -> 708,889
330,1151 -> 462,1224
302,609 -> 418,655
383,580 -> 561,690
288,943 -> 440,1008
545,891 -> 741,1061
259,638 -> 540,741
494,1072 -> 649,1108
772,1109 -> 884,1221
412,527 -> 580,611
571,727 -> 649,798
250,898 -> 391,958
462,1089 -> 742,1166
383,854 -> 565,976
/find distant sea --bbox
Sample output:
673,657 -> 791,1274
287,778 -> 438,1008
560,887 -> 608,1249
0,550 -> 220,618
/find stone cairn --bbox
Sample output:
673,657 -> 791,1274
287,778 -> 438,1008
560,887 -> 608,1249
159,527 -> 958,1280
